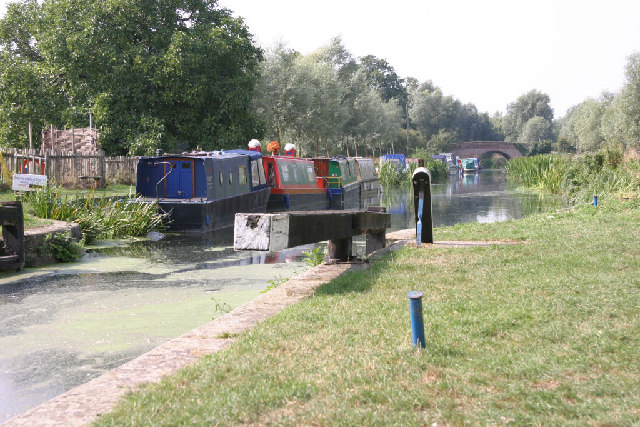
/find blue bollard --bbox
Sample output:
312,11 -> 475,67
407,291 -> 426,348
593,195 -> 598,207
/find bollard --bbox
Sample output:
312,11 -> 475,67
412,168 -> 433,244
416,193 -> 424,247
593,195 -> 598,207
407,291 -> 426,348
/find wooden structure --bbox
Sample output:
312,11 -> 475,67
0,149 -> 138,188
0,201 -> 25,271
234,208 -> 391,261
41,127 -> 101,153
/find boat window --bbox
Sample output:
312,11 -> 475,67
239,166 -> 248,185
251,160 -> 260,187
307,166 -> 315,182
258,160 -> 266,185
182,162 -> 191,169
291,166 -> 298,183
219,171 -> 224,186
280,164 -> 290,183
229,170 -> 233,185
268,163 -> 277,187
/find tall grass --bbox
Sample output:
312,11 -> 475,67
21,185 -> 166,243
379,161 -> 406,186
506,148 -> 640,204
379,159 -> 448,187
505,154 -> 568,193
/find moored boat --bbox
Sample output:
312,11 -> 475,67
460,157 -> 480,172
262,155 -> 329,211
135,149 -> 270,232
312,157 -> 360,210
353,157 -> 380,197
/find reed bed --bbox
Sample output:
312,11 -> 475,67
379,159 -> 447,187
506,148 -> 640,204
21,185 -> 166,242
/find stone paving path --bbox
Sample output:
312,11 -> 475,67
3,240 -> 405,426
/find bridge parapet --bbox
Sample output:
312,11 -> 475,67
450,141 -> 525,160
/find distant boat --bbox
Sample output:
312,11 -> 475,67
312,157 -> 360,210
135,150 -> 270,232
262,155 -> 329,211
460,157 -> 480,172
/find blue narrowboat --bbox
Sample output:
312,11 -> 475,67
136,150 -> 270,232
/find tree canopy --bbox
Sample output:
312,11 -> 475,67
502,90 -> 554,144
0,0 -> 263,154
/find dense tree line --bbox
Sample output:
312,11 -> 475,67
253,37 -> 503,157
1,0 -> 639,157
558,53 -> 640,153
0,0 -> 263,154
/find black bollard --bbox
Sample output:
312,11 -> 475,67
412,167 -> 433,245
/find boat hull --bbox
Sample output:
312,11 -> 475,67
329,182 -> 360,210
359,177 -> 380,197
267,191 -> 329,211
158,187 -> 270,232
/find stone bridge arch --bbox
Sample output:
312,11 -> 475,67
450,141 -> 525,160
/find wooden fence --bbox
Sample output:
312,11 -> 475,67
0,149 -> 139,188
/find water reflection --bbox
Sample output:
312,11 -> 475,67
382,169 -> 561,230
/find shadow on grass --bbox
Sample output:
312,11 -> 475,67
313,257 -> 393,296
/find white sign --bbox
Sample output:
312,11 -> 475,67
12,173 -> 48,191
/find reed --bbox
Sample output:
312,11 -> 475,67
22,186 -> 166,242
380,159 -> 447,188
505,154 -> 567,193
379,161 -> 406,186
506,149 -> 640,204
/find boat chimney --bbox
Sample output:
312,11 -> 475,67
156,149 -> 164,157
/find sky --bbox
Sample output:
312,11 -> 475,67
2,0 -> 640,118
216,0 -> 640,117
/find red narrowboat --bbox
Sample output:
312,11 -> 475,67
262,156 -> 329,211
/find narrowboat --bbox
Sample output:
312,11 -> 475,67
353,157 -> 380,197
136,150 -> 270,232
263,155 -> 329,211
460,157 -> 480,172
312,157 -> 360,210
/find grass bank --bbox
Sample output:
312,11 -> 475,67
96,199 -> 640,425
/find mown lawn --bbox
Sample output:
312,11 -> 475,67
95,199 -> 640,425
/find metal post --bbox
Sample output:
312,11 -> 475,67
407,291 -> 426,348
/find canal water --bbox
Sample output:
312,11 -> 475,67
0,169 -> 558,422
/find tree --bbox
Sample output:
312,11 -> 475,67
601,53 -> 640,150
503,90 -> 554,143
0,0 -> 263,154
560,96 -> 610,152
359,54 -> 407,104
518,116 -> 553,146
252,44 -> 300,143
